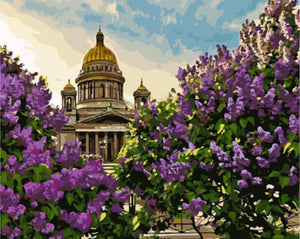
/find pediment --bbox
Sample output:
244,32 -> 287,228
79,110 -> 132,124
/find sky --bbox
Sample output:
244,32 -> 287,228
0,0 -> 268,107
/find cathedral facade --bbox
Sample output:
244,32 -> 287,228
58,28 -> 150,162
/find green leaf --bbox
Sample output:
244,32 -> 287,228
279,177 -> 290,188
229,123 -> 237,135
228,211 -> 236,222
66,192 -> 74,205
217,103 -> 226,113
41,206 -> 54,220
33,233 -> 43,239
1,213 -> 9,229
268,171 -> 280,178
239,118 -> 248,128
255,200 -> 270,214
280,194 -> 290,204
247,116 -> 255,126
1,171 -> 8,185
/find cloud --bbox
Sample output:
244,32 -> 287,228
222,2 -> 266,31
194,0 -> 224,27
106,1 -> 119,21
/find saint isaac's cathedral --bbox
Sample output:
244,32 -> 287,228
58,28 -> 151,165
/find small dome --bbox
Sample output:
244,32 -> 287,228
138,85 -> 147,90
64,79 -> 75,89
137,78 -> 148,91
82,28 -> 117,67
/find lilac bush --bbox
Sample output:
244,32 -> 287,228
116,0 -> 299,238
0,47 -> 136,238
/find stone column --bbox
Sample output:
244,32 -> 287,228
104,132 -> 108,161
113,132 -> 118,159
95,132 -> 99,155
85,132 -> 89,154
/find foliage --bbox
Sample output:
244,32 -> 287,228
116,0 -> 299,238
0,47 -> 137,238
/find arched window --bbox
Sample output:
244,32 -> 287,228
141,98 -> 146,106
100,84 -> 105,98
66,97 -> 72,111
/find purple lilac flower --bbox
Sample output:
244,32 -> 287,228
152,158 -> 190,182
150,130 -> 160,141
30,201 -> 38,208
59,210 -> 92,233
42,179 -> 64,203
268,143 -> 280,162
111,203 -> 124,214
251,145 -> 262,156
3,111 -> 19,126
143,168 -> 152,178
49,231 -> 64,239
0,185 -> 26,219
210,141 -> 232,168
238,180 -> 248,189
23,182 -> 45,202
32,212 -> 55,234
200,162 -> 215,171
96,190 -> 111,203
288,166 -> 298,186
162,138 -> 172,151
87,200 -> 103,216
166,150 -> 179,163
182,197 -> 207,217
8,227 -> 22,239
55,139 -> 81,168
182,135 -> 196,152
257,126 -> 274,143
113,186 -> 130,204
274,126 -> 288,146
241,170 -> 252,180
251,177 -> 263,185
145,198 -> 156,212
133,161 -> 143,171
256,156 -> 270,168
6,204 -> 26,220
232,141 -> 250,170
0,225 -> 10,235
289,114 -> 299,134
134,187 -> 143,196
119,156 -> 126,166
274,59 -> 291,80
224,97 -> 245,121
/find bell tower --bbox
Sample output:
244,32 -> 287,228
61,79 -> 77,124
133,78 -> 151,109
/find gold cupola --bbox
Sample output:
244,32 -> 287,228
82,28 -> 117,68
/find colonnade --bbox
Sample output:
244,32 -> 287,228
77,131 -> 125,162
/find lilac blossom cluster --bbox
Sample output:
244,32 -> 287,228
24,159 -> 117,203
32,212 -> 55,234
0,185 -> 26,220
59,210 -> 92,233
182,197 -> 207,217
152,158 -> 190,183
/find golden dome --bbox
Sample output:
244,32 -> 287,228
138,85 -> 147,90
137,78 -> 148,91
64,79 -> 75,89
82,28 -> 117,67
